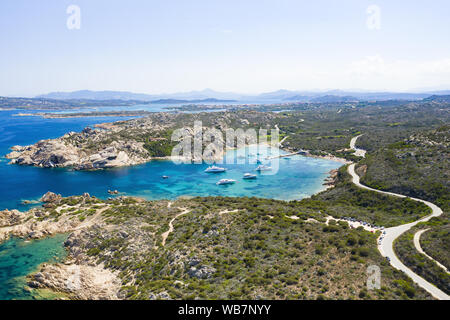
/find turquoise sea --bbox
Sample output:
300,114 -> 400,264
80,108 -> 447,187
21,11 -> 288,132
0,234 -> 68,300
0,107 -> 342,299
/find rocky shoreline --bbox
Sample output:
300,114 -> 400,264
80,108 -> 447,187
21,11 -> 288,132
5,111 -> 351,172
4,114 -> 229,170
28,249 -> 122,300
5,131 -> 348,172
0,192 -> 95,242
5,127 -> 151,170
0,192 -> 124,299
1,192 -> 263,300
322,169 -> 340,190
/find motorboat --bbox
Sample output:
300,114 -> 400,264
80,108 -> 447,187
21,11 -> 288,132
243,173 -> 257,180
216,179 -> 236,185
255,165 -> 272,171
205,166 -> 227,173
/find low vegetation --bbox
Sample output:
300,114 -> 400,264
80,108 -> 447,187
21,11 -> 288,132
38,196 -> 431,300
310,167 -> 431,227
359,126 -> 449,210
394,217 -> 450,295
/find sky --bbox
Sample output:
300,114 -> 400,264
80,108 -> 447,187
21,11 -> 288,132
1,0 -> 450,96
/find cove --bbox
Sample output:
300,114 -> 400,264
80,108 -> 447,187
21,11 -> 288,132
0,110 -> 342,211
0,234 -> 68,300
0,145 -> 341,211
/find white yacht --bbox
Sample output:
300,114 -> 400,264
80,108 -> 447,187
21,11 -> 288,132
205,166 -> 227,173
216,179 -> 236,185
243,173 -> 257,180
255,165 -> 272,171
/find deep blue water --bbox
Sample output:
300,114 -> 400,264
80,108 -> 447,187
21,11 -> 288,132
0,110 -> 141,210
0,107 -> 341,299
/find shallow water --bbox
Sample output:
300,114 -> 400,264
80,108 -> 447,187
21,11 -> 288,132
0,234 -> 68,300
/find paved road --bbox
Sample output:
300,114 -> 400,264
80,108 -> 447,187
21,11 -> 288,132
348,136 -> 449,300
414,229 -> 449,273
349,135 -> 366,158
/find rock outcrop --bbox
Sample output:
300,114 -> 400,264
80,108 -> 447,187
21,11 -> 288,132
0,194 -> 126,300
187,265 -> 217,279
0,209 -> 23,227
40,191 -> 62,203
323,169 -> 339,189
355,164 -> 368,177
6,132 -> 150,170
0,193 -> 107,242
28,263 -> 121,300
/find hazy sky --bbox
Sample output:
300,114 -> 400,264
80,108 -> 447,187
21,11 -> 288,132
1,0 -> 450,96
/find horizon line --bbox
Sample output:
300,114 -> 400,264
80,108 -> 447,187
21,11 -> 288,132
2,87 -> 450,99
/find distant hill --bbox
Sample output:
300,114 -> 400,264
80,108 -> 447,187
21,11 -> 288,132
35,89 -> 450,103
37,90 -> 157,101
37,89 -> 242,101
255,90 -> 305,100
259,90 -> 434,102
423,95 -> 450,102
310,95 -> 359,103
150,98 -> 237,104
283,94 -> 360,103
351,92 -> 430,101
282,95 -> 310,102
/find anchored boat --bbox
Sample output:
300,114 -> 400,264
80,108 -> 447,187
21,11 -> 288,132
205,166 -> 227,173
243,173 -> 257,180
216,179 -> 236,185
255,165 -> 272,172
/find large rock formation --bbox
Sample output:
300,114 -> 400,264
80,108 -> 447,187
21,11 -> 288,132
0,209 -> 23,227
40,191 -> 62,203
28,263 -> 121,300
6,126 -> 150,170
5,111 -> 279,170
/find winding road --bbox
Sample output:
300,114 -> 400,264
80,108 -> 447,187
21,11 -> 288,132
414,229 -> 449,273
348,135 -> 449,300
